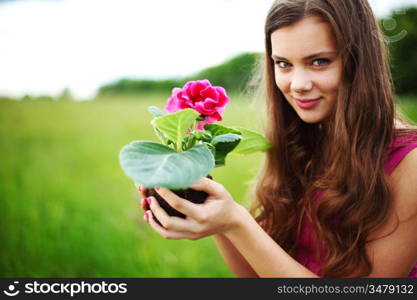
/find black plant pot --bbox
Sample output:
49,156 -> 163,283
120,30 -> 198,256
145,175 -> 212,223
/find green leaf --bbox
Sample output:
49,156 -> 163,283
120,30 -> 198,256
211,133 -> 242,166
203,123 -> 242,165
152,109 -> 199,150
204,124 -> 241,136
211,133 -> 242,145
152,127 -> 171,147
148,107 -> 168,145
148,106 -> 166,118
230,127 -> 271,155
200,131 -> 213,143
119,141 -> 214,189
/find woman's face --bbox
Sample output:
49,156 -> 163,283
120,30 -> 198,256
270,15 -> 342,124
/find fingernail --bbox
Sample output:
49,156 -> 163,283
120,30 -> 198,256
144,211 -> 149,222
155,187 -> 160,191
146,197 -> 152,205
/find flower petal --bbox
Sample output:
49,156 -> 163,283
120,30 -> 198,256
195,99 -> 218,115
213,86 -> 229,107
200,86 -> 219,101
186,80 -> 210,99
165,97 -> 179,113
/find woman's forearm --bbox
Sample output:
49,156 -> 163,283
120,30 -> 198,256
226,205 -> 319,278
213,233 -> 259,277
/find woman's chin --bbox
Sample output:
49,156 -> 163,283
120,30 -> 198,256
296,112 -> 325,124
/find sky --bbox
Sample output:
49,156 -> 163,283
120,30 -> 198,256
0,0 -> 416,100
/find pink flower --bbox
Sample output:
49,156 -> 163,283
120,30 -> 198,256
165,79 -> 229,130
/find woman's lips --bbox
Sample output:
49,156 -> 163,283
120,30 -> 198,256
295,97 -> 322,109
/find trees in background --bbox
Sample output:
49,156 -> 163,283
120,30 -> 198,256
97,53 -> 260,97
380,6 -> 417,96
97,7 -> 417,99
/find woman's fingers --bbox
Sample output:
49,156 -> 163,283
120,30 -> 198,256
154,187 -> 206,221
189,177 -> 226,197
145,210 -> 200,240
137,184 -> 149,211
147,196 -> 202,233
139,198 -> 148,211
138,184 -> 148,197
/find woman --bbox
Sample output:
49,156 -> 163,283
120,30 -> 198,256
139,0 -> 417,277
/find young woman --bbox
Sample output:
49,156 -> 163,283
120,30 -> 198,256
139,0 -> 417,277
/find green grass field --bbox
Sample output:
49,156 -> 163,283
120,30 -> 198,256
0,94 -> 416,277
0,93 -> 266,277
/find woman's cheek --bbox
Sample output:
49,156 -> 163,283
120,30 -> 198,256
275,73 -> 289,93
323,62 -> 343,94
327,73 -> 341,92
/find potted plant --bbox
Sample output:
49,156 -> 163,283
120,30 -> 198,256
119,79 -> 270,219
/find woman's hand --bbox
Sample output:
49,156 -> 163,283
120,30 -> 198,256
137,177 -> 246,240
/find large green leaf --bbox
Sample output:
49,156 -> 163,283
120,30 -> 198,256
230,127 -> 271,155
119,141 -> 214,189
211,133 -> 242,166
151,109 -> 199,150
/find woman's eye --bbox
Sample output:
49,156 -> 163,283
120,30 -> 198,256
276,61 -> 291,69
312,58 -> 330,67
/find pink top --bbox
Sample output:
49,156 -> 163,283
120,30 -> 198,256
293,136 -> 417,277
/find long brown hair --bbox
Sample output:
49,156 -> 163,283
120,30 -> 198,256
251,0 -> 417,277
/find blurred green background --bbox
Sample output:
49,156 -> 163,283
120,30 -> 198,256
0,93 -> 268,277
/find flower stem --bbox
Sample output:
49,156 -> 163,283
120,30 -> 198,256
193,120 -> 198,138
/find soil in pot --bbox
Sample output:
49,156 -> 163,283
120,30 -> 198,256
145,175 -> 212,223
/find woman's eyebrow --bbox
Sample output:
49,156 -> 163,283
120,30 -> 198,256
271,51 -> 337,61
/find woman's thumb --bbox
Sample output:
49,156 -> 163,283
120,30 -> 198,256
190,177 -> 223,197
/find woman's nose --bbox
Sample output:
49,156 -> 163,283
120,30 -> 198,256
290,69 -> 313,93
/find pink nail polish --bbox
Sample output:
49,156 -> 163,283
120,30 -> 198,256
144,211 -> 149,222
155,187 -> 160,191
146,197 -> 152,205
